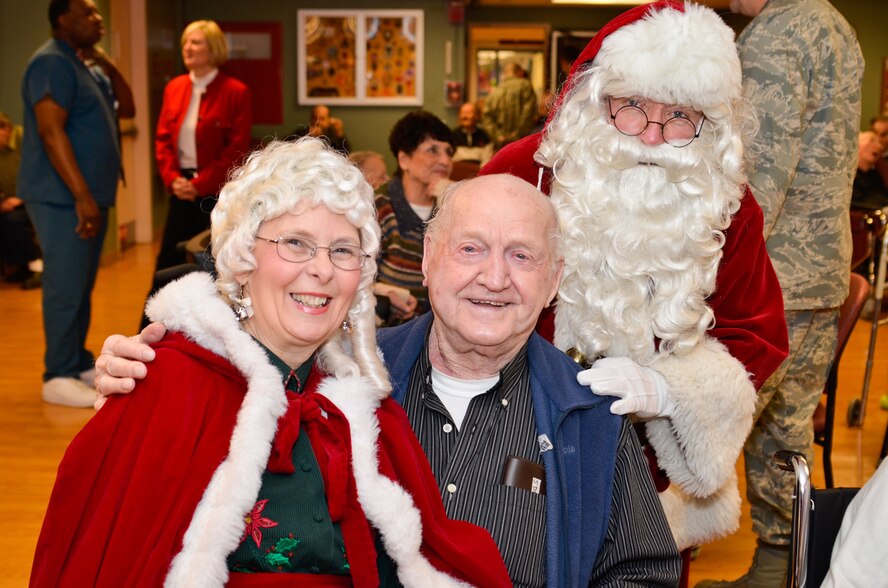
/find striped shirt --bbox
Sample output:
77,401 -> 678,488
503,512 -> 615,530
401,334 -> 680,586
375,176 -> 433,315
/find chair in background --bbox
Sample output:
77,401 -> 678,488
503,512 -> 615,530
813,272 -> 870,488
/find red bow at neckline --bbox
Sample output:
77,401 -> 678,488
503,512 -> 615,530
267,373 -> 350,522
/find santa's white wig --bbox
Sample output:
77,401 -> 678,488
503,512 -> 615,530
211,137 -> 390,392
537,1 -> 756,364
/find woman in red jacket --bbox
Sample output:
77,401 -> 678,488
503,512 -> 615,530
154,20 -> 252,271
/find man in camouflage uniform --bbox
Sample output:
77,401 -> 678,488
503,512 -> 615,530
482,62 -> 538,150
698,0 -> 864,586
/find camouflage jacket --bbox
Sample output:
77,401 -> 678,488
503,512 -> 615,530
738,0 -> 864,309
482,76 -> 538,148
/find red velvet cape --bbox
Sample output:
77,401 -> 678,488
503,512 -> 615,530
30,333 -> 509,587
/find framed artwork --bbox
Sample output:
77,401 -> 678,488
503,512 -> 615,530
297,10 -> 423,106
550,30 -> 595,92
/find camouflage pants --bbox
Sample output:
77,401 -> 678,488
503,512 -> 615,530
744,307 -> 839,546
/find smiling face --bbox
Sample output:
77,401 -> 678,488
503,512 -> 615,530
398,138 -> 454,199
239,205 -> 363,368
182,29 -> 213,74
423,175 -> 563,374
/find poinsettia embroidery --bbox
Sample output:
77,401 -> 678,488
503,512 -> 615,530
240,499 -> 278,548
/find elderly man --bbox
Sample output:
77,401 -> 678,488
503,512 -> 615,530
96,174 -> 680,587
289,104 -> 348,153
852,131 -> 888,212
482,0 -> 789,568
451,102 -> 493,166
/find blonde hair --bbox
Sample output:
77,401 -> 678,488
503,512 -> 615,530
211,137 -> 390,392
182,20 -> 228,67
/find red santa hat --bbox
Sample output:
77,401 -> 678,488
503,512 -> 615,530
557,1 -> 741,112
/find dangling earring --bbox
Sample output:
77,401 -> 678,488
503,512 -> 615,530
341,319 -> 352,332
233,285 -> 254,322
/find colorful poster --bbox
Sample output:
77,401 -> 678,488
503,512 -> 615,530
298,10 -> 423,106
303,15 -> 357,99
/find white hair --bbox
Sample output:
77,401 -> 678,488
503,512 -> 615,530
211,137 -> 390,392
537,64 -> 753,364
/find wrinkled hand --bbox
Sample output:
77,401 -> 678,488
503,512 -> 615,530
577,356 -> 674,418
94,322 -> 166,410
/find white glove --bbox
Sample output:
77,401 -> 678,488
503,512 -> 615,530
577,356 -> 674,418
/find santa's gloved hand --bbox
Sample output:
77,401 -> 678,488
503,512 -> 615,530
577,356 -> 674,418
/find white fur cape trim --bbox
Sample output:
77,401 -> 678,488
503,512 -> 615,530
646,336 -> 756,549
597,2 -> 742,110
147,273 -> 470,587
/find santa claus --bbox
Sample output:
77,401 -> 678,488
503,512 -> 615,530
482,0 -> 789,552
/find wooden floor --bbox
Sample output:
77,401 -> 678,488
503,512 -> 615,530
1,242 -> 887,586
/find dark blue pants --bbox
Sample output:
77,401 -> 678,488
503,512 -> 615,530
25,201 -> 108,381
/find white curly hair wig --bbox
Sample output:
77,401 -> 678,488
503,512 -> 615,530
537,5 -> 757,365
211,137 -> 390,392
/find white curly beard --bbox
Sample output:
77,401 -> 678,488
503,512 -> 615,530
541,107 -> 741,365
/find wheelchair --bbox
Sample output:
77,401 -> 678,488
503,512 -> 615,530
775,451 -> 860,588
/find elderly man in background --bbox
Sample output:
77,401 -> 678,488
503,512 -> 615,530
290,104 -> 349,153
871,115 -> 888,187
482,3 -> 789,582
451,102 -> 493,166
95,173 -> 681,587
852,131 -> 888,212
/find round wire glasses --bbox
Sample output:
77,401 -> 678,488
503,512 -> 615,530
255,236 -> 369,271
608,97 -> 706,148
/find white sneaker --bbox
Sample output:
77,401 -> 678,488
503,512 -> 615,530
79,368 -> 97,387
42,377 -> 97,408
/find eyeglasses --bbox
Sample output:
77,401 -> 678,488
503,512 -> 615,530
256,236 -> 369,271
608,97 -> 706,148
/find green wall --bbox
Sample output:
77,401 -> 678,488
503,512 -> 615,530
0,0 -> 111,122
831,0 -> 888,124
1,2 -> 51,122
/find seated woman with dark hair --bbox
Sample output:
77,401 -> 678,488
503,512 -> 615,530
30,138 -> 509,588
374,110 -> 454,324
